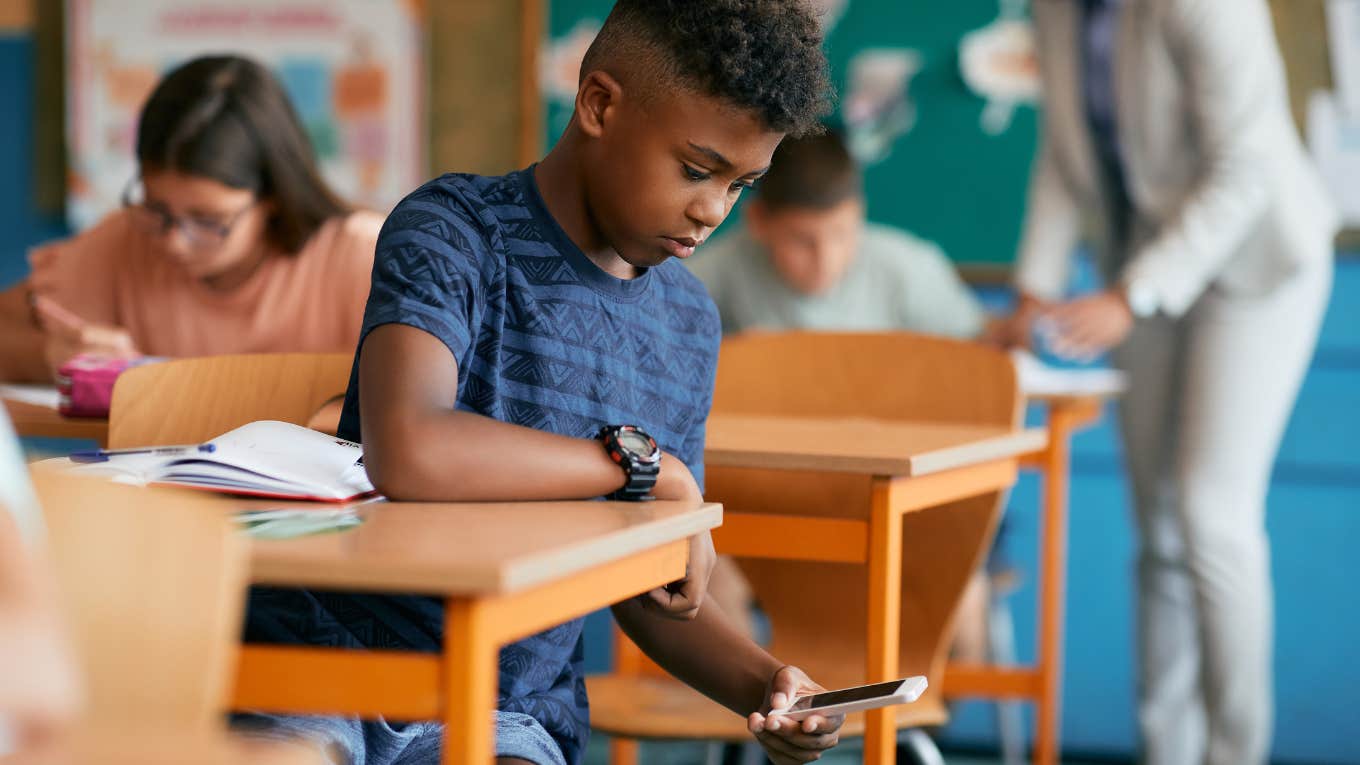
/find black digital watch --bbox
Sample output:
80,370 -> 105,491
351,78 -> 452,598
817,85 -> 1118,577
597,425 -> 662,501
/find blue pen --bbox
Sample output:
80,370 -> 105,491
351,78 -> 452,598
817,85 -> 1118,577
70,443 -> 216,464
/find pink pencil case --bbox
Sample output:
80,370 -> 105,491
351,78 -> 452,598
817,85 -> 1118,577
55,354 -> 162,418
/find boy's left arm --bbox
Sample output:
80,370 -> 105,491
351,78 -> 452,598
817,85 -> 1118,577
611,598 -> 844,764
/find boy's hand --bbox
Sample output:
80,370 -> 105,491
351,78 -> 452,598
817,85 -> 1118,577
33,295 -> 139,377
642,454 -> 714,620
748,666 -> 843,764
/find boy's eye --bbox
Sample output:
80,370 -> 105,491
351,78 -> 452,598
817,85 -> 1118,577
729,180 -> 755,194
682,165 -> 710,182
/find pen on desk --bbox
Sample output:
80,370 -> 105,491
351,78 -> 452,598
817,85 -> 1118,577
70,443 -> 217,463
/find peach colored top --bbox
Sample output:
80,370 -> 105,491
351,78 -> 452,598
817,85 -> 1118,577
28,209 -> 381,357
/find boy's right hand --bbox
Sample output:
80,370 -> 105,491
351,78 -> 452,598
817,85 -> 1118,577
641,454 -> 715,620
748,665 -> 844,764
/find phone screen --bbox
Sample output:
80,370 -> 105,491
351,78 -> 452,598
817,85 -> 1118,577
787,680 -> 906,711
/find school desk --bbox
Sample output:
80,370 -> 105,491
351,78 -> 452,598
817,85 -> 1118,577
1,388 -> 108,445
234,497 -> 722,765
1,727 -> 325,765
702,413 -> 1047,765
941,390 -> 1112,765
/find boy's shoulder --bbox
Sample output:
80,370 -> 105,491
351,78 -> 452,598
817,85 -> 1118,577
378,169 -> 554,277
388,170 -> 526,234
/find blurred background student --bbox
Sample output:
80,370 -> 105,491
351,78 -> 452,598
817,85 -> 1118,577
0,54 -> 381,383
992,1 -> 1336,763
688,128 -> 997,664
688,129 -> 988,340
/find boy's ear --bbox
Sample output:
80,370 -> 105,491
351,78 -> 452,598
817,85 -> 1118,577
575,70 -> 624,139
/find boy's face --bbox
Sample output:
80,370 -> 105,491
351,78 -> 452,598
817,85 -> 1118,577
578,73 -> 784,269
747,196 -> 865,296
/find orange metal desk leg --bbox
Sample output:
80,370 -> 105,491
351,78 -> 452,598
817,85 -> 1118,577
608,738 -> 640,765
442,597 -> 498,765
863,478 -> 904,765
1033,404 -> 1081,765
608,626 -> 644,765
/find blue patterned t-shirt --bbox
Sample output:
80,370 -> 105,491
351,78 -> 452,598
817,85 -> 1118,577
246,167 -> 720,764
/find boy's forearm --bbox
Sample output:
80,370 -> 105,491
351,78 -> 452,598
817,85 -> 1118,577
366,408 -> 630,501
358,323 -> 639,502
611,597 -> 783,716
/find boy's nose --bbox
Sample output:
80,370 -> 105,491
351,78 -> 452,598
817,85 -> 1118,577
687,191 -> 726,230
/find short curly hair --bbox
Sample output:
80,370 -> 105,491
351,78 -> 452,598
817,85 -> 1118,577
580,0 -> 832,137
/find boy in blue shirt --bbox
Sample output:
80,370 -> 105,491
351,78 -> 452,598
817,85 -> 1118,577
242,2 -> 843,764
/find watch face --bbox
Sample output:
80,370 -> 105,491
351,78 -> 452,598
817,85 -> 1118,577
616,430 -> 655,458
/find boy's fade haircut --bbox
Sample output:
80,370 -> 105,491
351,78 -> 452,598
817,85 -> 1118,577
756,129 -> 862,211
580,0 -> 832,137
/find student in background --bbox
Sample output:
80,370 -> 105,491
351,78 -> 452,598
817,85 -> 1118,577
688,129 -> 988,339
0,55 -> 381,382
688,129 -> 994,664
992,1 -> 1335,762
242,2 -> 844,764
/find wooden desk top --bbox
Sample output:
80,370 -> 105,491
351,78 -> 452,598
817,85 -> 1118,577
2,728 -> 324,765
705,414 -> 1047,476
243,498 -> 721,596
30,461 -> 721,597
3,398 -> 108,444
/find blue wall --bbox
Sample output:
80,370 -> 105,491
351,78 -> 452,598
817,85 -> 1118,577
5,28 -> 1357,765
932,261 -> 1360,764
0,35 -> 68,288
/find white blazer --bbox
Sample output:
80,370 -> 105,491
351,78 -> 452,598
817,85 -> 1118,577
1015,0 -> 1338,316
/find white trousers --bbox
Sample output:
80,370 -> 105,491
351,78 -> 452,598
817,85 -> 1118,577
1110,259 -> 1333,765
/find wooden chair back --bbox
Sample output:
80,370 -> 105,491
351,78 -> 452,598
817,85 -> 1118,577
707,331 -> 1021,692
30,471 -> 249,730
616,331 -> 1021,685
108,353 -> 352,448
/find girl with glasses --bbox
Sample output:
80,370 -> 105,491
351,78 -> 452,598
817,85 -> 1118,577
0,54 -> 382,381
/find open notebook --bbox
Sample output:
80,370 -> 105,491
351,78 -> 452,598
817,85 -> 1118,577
67,420 -> 376,502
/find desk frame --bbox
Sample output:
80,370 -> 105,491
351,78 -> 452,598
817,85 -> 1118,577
712,457 -> 1024,764
4,398 -> 109,444
232,540 -> 690,764
942,395 -> 1104,765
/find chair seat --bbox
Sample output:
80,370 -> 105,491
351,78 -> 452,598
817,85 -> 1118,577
587,673 -> 948,742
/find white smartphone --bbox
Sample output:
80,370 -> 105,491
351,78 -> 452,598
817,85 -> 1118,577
768,676 -> 928,721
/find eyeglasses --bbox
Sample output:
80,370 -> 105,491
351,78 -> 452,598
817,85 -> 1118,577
121,178 -> 257,251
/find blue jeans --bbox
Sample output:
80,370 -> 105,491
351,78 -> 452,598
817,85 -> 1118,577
233,711 -> 566,765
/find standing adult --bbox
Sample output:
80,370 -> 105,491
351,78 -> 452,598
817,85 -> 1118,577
993,1 -> 1337,763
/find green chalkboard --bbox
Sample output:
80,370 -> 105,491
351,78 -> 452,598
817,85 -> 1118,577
543,0 -> 1036,267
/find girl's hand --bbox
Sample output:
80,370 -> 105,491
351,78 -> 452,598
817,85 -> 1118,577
33,296 -> 140,378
